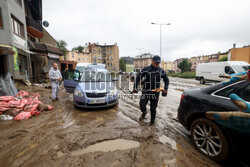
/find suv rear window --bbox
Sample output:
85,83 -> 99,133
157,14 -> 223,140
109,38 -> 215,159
215,86 -> 237,98
215,81 -> 250,102
236,84 -> 250,102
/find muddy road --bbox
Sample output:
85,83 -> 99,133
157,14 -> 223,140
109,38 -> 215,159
0,78 -> 234,167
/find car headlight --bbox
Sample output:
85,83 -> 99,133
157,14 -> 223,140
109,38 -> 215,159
74,89 -> 83,97
110,89 -> 118,95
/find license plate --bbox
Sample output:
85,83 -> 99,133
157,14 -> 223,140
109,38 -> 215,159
88,99 -> 105,104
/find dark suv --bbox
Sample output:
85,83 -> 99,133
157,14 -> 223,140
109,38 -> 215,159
178,80 -> 250,162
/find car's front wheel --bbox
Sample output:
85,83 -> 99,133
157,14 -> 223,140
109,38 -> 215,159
190,118 -> 229,162
200,77 -> 205,84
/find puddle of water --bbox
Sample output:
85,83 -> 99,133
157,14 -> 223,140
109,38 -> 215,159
159,135 -> 177,150
95,117 -> 104,122
108,109 -> 117,113
16,143 -> 38,158
57,151 -> 65,158
62,112 -> 74,128
117,111 -> 138,124
71,139 -> 140,156
78,113 -> 90,117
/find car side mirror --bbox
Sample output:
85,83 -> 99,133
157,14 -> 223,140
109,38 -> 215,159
112,78 -> 118,82
73,77 -> 79,81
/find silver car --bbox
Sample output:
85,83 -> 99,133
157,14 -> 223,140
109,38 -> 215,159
64,68 -> 118,109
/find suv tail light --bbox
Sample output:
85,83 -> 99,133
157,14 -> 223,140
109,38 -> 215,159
180,94 -> 185,101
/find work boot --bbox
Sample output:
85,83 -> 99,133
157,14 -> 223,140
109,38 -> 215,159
148,122 -> 155,127
139,111 -> 147,121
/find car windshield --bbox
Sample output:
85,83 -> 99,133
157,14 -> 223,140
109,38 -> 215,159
232,65 -> 248,73
80,71 -> 112,82
75,66 -> 87,73
88,64 -> 105,69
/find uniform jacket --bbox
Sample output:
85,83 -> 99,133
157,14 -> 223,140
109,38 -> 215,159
134,65 -> 169,91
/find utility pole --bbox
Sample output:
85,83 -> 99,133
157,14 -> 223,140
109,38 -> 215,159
151,22 -> 171,59
136,48 -> 144,55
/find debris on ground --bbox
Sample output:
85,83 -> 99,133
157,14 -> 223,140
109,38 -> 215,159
23,80 -> 32,86
0,114 -> 14,121
0,72 -> 18,96
0,90 -> 53,120
32,83 -> 43,87
44,85 -> 52,89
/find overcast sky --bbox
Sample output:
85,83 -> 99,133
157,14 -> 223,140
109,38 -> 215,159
43,0 -> 250,61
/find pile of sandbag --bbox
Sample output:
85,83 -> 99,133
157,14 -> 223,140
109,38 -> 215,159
0,90 -> 53,120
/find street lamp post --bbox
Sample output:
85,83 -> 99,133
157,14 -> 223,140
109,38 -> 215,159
136,48 -> 144,55
136,48 -> 144,71
151,22 -> 171,59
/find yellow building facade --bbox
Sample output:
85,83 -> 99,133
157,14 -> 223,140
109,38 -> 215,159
230,47 -> 250,64
64,51 -> 91,63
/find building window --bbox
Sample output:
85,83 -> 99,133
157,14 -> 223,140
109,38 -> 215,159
110,50 -> 112,54
110,62 -> 112,66
83,58 -> 85,62
0,8 -> 3,28
107,63 -> 109,66
11,16 -> 24,38
78,58 -> 80,61
15,0 -> 22,7
87,58 -> 89,62
72,53 -> 74,58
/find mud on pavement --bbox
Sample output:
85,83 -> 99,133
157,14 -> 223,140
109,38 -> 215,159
0,80 -> 221,167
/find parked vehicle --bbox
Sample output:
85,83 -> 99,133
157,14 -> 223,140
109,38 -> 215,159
87,63 -> 106,69
64,68 -> 118,109
195,61 -> 249,84
75,63 -> 91,73
178,80 -> 250,162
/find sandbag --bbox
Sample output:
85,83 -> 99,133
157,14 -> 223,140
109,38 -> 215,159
0,90 -> 53,120
14,112 -> 32,120
38,103 -> 54,111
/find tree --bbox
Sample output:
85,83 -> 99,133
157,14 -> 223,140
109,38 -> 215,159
72,45 -> 84,52
56,40 -> 68,60
178,58 -> 191,73
219,55 -> 228,61
119,58 -> 126,72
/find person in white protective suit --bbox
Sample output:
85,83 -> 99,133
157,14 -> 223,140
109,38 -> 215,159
49,63 -> 62,101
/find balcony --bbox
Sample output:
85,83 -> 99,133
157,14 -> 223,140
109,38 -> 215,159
28,40 -> 63,55
26,16 -> 43,38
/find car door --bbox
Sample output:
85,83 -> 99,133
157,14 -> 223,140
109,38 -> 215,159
64,70 -> 80,93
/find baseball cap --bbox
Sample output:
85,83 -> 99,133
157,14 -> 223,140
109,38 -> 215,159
153,56 -> 161,63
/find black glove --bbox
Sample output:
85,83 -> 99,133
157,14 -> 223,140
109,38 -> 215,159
132,89 -> 138,93
162,90 -> 168,97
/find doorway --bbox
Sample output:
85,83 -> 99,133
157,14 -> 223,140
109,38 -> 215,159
0,55 -> 7,76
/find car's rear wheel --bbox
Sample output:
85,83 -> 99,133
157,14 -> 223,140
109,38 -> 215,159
200,77 -> 205,84
191,118 -> 229,162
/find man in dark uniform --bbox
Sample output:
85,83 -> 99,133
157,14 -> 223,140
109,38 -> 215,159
133,56 -> 169,125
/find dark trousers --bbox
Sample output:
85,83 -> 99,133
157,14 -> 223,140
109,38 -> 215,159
139,92 -> 160,123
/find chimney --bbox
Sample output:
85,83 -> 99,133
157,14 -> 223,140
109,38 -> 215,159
233,43 -> 236,48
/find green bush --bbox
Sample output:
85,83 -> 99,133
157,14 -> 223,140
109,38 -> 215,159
169,72 -> 195,78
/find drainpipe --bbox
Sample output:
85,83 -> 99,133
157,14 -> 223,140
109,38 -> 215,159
233,43 -> 236,48
22,70 -> 28,80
